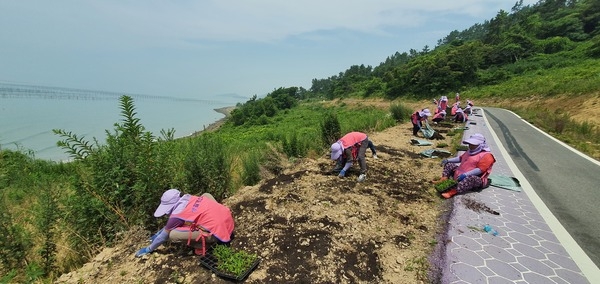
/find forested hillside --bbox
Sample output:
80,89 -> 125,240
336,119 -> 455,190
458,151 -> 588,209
306,0 -> 599,100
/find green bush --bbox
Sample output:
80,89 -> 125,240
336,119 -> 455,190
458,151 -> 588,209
390,103 -> 412,122
182,133 -> 231,199
241,150 -> 262,186
320,112 -> 341,147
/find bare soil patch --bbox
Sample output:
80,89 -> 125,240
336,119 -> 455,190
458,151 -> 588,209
57,100 -> 470,284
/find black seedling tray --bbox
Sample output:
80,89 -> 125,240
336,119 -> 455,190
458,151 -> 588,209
199,252 -> 260,281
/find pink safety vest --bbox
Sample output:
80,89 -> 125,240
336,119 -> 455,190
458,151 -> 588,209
338,132 -> 367,149
411,111 -> 425,125
454,151 -> 495,185
440,100 -> 448,111
170,195 -> 235,243
451,104 -> 458,115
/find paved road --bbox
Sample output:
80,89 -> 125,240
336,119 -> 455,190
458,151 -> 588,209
484,107 -> 600,267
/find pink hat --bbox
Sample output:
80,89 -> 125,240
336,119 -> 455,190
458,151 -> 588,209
154,189 -> 181,217
330,142 -> 343,160
463,133 -> 486,146
420,108 -> 431,117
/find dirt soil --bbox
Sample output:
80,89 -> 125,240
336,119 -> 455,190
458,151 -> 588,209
53,100 -> 473,284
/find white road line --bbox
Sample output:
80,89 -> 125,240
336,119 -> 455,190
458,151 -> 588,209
481,108 -> 600,280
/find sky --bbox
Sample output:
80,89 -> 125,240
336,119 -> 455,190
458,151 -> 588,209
0,1 -> 539,102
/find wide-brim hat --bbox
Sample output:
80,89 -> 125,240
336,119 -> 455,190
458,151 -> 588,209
463,133 -> 485,146
330,142 -> 343,160
154,189 -> 181,217
421,108 -> 431,117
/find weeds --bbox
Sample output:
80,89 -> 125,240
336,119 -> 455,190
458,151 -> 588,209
404,256 -> 429,281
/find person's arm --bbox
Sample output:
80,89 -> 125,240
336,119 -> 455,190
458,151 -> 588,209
446,156 -> 460,163
147,229 -> 170,251
135,218 -> 183,257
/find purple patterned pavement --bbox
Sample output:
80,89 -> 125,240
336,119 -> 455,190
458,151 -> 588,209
438,107 -> 598,284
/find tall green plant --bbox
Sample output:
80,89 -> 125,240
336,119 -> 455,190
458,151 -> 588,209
390,103 -> 412,122
35,184 -> 59,276
182,133 -> 231,199
320,112 -> 341,147
241,149 -> 262,186
0,198 -> 30,277
54,95 -> 175,246
282,131 -> 305,158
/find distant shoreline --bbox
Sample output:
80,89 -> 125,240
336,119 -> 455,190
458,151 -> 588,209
190,106 -> 236,136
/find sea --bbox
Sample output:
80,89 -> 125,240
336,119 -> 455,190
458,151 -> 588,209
0,82 -> 246,162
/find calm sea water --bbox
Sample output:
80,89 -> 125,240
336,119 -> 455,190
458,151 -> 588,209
0,84 -> 244,162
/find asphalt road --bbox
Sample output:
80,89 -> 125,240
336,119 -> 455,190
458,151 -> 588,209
484,107 -> 600,267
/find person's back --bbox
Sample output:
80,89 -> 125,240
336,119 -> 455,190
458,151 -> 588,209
433,110 -> 446,123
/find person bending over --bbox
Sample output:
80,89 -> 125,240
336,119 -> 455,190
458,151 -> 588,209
135,189 -> 235,257
331,131 -> 370,182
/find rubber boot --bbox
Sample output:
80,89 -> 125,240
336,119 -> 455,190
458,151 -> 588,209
441,188 -> 458,199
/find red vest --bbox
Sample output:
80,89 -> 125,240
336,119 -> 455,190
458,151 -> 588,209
338,132 -> 367,149
170,195 -> 235,242
338,132 -> 367,160
454,151 -> 495,184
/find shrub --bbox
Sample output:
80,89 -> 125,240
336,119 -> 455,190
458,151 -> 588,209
320,112 -> 341,147
390,103 -> 412,122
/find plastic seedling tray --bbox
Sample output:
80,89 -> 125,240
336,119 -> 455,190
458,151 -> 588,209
434,179 -> 457,193
199,249 -> 260,281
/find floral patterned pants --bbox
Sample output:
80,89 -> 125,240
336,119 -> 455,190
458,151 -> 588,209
442,163 -> 483,194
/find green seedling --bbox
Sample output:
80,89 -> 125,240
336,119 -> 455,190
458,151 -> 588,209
212,245 -> 258,277
434,179 -> 457,193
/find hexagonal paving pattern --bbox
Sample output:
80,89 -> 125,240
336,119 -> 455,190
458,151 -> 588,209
441,108 -> 590,284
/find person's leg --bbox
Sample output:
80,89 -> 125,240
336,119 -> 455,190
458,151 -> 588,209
441,163 -> 458,178
169,229 -> 216,250
358,138 -> 369,174
368,140 -> 376,155
412,123 -> 420,136
456,176 -> 483,194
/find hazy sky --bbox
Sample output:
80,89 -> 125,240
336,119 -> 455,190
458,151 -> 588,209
1,1 -> 538,101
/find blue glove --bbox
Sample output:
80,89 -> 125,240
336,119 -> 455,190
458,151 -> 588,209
457,174 -> 467,182
338,170 -> 346,177
135,247 -> 152,257
440,159 -> 448,166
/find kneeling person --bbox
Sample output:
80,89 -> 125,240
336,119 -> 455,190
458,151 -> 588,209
436,133 -> 495,198
136,189 -> 235,257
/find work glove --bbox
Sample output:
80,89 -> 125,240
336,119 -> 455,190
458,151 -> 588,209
457,174 -> 467,182
135,247 -> 152,258
440,159 -> 448,166
338,170 -> 346,177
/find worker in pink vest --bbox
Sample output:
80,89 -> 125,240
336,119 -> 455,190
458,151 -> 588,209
330,131 -> 370,182
432,110 -> 446,124
411,108 -> 431,136
135,189 -> 235,257
435,133 -> 496,198
454,107 -> 468,123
